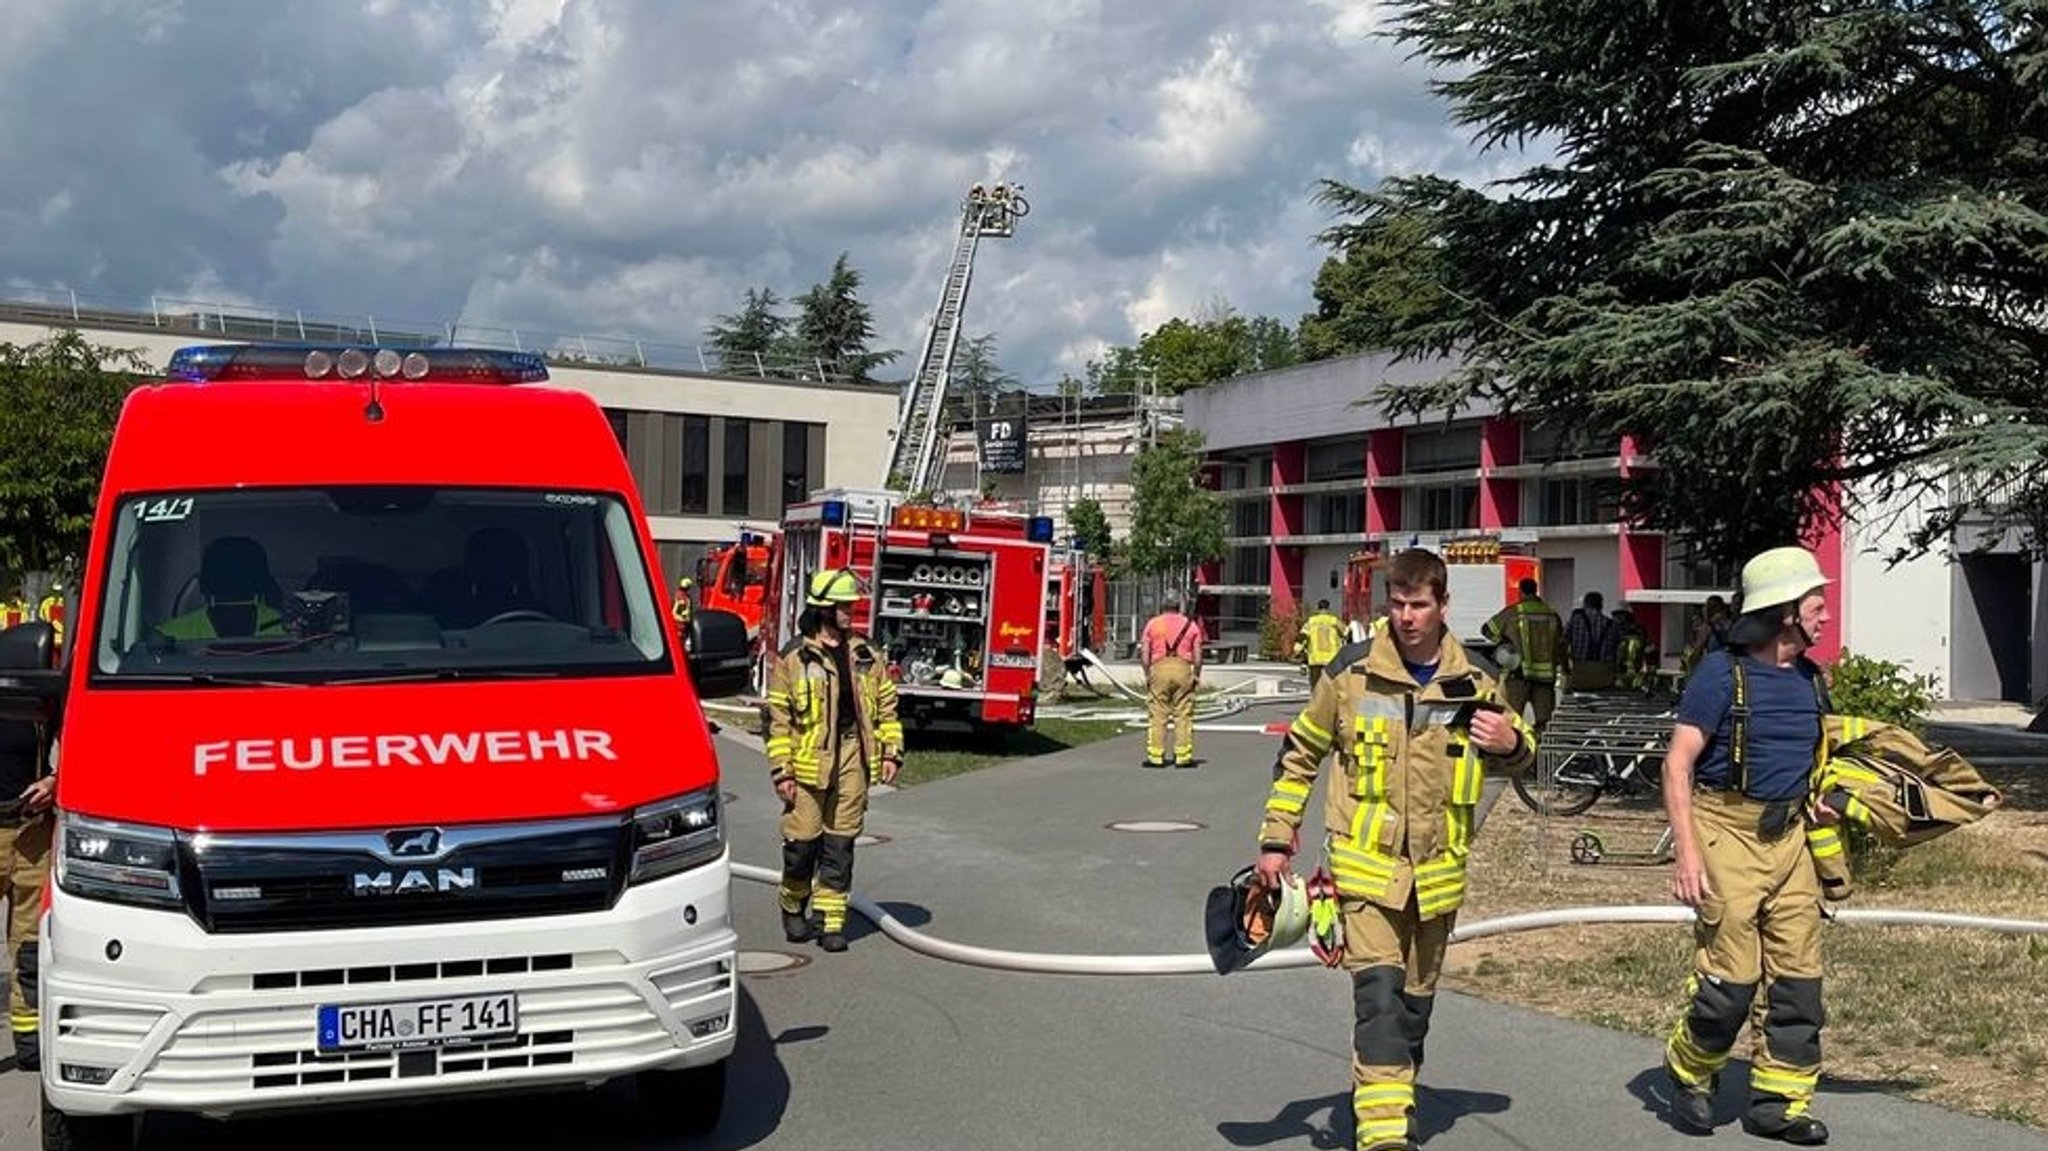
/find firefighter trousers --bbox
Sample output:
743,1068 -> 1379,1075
1145,657 -> 1196,764
1,815 -> 50,1069
1666,790 -> 1826,1123
1503,675 -> 1556,732
778,734 -> 869,934
1344,894 -> 1453,1151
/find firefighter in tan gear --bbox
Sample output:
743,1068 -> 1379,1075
1480,578 -> 1562,731
764,568 -> 904,953
671,576 -> 694,648
1295,599 -> 1345,689
1662,546 -> 1838,1144
1253,549 -> 1535,1151
0,622 -> 56,1073
1140,590 -> 1203,768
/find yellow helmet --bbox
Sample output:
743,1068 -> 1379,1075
677,576 -> 693,589
805,568 -> 862,607
1738,546 -> 1829,615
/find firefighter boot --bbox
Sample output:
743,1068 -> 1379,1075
1668,1070 -> 1716,1133
1742,1101 -> 1829,1146
781,909 -> 818,944
11,1029 -> 36,1074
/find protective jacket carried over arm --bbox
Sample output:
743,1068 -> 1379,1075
1803,714 -> 2002,900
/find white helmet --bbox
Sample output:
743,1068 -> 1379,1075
1204,866 -> 1310,974
1738,546 -> 1829,614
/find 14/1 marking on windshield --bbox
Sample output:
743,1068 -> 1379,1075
137,497 -> 195,522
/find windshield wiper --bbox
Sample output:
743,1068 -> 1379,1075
322,668 -> 561,686
106,673 -> 306,687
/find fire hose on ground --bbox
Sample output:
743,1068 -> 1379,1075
729,862 -> 2048,976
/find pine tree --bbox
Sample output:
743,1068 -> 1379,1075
1310,1 -> 2048,567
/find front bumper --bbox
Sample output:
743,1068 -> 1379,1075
39,854 -> 737,1119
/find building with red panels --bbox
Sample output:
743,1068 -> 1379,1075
1181,353 -> 2043,702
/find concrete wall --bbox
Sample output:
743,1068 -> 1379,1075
1180,353 -> 1483,454
1839,485 -> 1955,695
1533,537 -> 1620,619
1301,544 -> 1354,612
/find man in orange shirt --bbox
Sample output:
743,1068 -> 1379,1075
1140,589 -> 1204,767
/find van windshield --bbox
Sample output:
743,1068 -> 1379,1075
91,487 -> 672,684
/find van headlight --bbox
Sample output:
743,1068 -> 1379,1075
629,787 -> 723,884
56,812 -> 184,910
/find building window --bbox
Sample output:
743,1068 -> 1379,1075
1307,492 -> 1364,535
680,416 -> 710,515
1523,423 -> 1617,464
1668,543 -> 1738,590
1411,484 -> 1479,531
1404,426 -> 1482,474
1306,439 -> 1367,482
1231,499 -> 1272,539
783,422 -> 812,511
723,418 -> 751,516
1530,478 -> 1625,525
1226,546 -> 1271,585
603,408 -> 628,449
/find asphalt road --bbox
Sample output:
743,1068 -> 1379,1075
1,706 -> 2043,1150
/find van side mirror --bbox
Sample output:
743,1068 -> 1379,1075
0,622 -> 65,724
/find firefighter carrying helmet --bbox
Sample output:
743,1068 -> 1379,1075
1204,865 -> 1310,974
806,568 -> 862,607
1738,546 -> 1829,614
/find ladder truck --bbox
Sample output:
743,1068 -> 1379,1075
886,181 -> 1030,495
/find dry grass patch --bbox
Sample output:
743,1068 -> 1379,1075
1444,796 -> 2048,1130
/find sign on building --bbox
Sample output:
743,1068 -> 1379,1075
979,393 -> 1028,474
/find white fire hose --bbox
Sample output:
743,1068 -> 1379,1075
729,862 -> 2048,976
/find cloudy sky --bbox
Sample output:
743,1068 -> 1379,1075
1,0 -> 1528,384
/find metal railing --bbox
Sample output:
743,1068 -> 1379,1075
0,283 -> 878,387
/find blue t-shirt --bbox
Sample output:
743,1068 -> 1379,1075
1404,659 -> 1438,687
1677,649 -> 1822,801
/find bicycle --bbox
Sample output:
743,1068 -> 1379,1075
1510,692 -> 1676,817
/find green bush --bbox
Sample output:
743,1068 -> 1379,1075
1260,607 -> 1301,661
1825,649 -> 1942,879
1827,650 -> 1940,733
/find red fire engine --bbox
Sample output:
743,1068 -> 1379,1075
1045,546 -> 1108,663
694,530 -> 773,640
1341,531 -> 1544,645
758,488 -> 1055,730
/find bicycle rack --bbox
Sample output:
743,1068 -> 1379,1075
1520,690 -> 1682,875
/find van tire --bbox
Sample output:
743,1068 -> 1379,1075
634,1059 -> 727,1137
40,1092 -> 136,1151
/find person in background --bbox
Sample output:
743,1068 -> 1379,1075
1140,590 -> 1203,768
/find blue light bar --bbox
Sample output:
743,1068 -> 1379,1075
164,344 -> 550,384
1027,516 -> 1055,543
820,500 -> 848,527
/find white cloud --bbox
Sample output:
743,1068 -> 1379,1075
0,0 -> 1532,383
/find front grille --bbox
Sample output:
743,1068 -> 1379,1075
180,819 -> 628,933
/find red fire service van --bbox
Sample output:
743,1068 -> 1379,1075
0,345 -> 735,1149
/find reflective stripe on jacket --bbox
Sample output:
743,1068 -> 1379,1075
763,634 -> 904,786
1483,598 -> 1562,681
1260,630 -> 1537,919
1299,612 -> 1344,666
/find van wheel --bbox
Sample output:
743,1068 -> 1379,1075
634,1059 -> 727,1137
40,1092 -> 136,1151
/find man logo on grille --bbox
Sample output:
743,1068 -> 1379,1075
388,828 -> 440,857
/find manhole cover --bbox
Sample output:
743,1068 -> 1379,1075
1106,819 -> 1206,833
855,833 -> 892,847
737,950 -> 811,975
